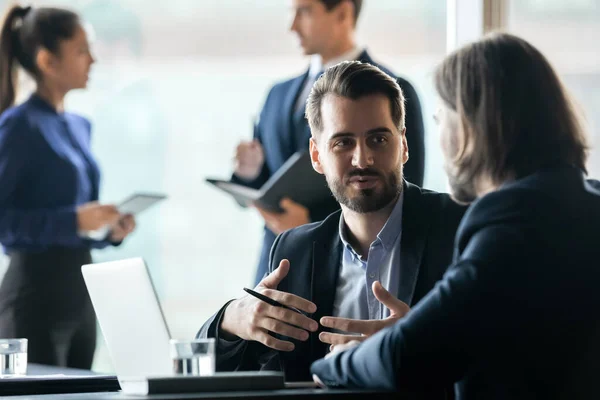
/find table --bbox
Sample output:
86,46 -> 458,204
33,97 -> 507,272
5,390 -> 401,400
2,365 -> 405,400
27,364 -> 107,376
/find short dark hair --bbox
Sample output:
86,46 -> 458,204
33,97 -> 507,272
0,5 -> 80,113
435,32 -> 588,186
320,0 -> 363,24
306,61 -> 405,136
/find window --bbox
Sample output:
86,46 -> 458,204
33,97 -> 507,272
0,0 -> 447,372
506,0 -> 600,178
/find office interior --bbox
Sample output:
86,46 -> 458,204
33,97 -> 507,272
0,0 -> 597,373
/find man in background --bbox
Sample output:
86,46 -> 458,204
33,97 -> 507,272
233,0 -> 425,284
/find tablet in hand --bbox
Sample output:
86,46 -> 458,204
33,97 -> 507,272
80,193 -> 167,240
118,193 -> 167,215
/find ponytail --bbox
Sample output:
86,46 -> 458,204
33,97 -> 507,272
0,5 -> 31,114
0,6 -> 79,115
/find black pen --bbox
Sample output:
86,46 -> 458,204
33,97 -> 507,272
243,287 -> 304,314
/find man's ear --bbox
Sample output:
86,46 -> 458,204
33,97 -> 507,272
35,48 -> 56,78
400,128 -> 409,164
336,1 -> 354,24
309,137 -> 324,174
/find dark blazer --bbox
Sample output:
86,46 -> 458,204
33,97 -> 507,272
0,94 -> 114,252
311,166 -> 600,399
198,182 -> 465,382
233,50 -> 426,285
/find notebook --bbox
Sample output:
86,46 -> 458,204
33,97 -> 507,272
206,151 -> 332,213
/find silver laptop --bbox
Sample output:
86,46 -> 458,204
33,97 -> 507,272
81,258 -> 173,382
82,257 -> 286,395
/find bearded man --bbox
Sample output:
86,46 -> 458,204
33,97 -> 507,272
197,61 -> 465,383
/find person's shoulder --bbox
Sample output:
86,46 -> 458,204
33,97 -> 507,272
277,209 -> 341,246
458,182 -> 540,241
466,167 -> 586,225
270,210 -> 340,275
0,100 -> 34,122
266,72 -> 307,98
361,50 -> 419,96
64,112 -> 92,134
64,112 -> 91,127
372,62 -> 396,79
0,102 -> 35,142
358,50 -> 395,78
585,179 -> 600,194
406,182 -> 466,216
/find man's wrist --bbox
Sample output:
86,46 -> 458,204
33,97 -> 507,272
219,300 -> 241,341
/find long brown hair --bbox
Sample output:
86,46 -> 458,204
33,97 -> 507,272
435,33 -> 589,191
0,5 -> 80,114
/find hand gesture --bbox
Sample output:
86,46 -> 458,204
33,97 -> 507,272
220,259 -> 319,351
319,281 -> 410,349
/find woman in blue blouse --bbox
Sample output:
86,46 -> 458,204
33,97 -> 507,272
0,5 -> 136,369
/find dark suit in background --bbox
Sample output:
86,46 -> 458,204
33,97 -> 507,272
311,165 -> 600,399
234,50 -> 425,285
198,182 -> 464,382
0,95 -> 119,368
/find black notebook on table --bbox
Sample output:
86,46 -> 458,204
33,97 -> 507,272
206,151 -> 332,213
0,374 -> 120,396
119,371 -> 285,395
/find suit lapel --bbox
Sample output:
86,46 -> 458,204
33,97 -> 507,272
397,182 -> 430,305
282,71 -> 309,155
282,72 -> 308,119
311,235 -> 342,318
357,49 -> 373,64
309,220 -> 342,357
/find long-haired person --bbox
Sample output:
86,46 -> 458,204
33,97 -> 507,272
0,5 -> 135,369
311,32 -> 600,399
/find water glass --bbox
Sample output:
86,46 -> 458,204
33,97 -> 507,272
0,338 -> 27,377
170,338 -> 215,376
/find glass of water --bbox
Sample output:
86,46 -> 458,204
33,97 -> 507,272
170,338 -> 215,377
0,338 -> 27,377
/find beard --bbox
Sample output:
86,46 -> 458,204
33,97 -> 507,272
327,166 -> 402,213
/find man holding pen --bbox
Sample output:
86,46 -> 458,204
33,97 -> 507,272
198,62 -> 462,383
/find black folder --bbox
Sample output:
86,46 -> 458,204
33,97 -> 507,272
119,371 -> 285,395
206,151 -> 332,213
0,375 -> 120,396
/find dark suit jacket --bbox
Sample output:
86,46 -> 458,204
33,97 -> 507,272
198,182 -> 465,382
233,50 -> 426,284
311,165 -> 600,399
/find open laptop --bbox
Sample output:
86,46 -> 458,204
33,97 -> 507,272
81,257 -> 284,394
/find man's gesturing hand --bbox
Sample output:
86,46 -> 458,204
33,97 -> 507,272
319,281 -> 410,348
220,259 -> 319,351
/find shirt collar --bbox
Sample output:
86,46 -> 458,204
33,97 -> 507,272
376,190 -> 404,250
308,46 -> 364,79
339,211 -> 360,261
28,94 -> 61,115
338,189 -> 405,256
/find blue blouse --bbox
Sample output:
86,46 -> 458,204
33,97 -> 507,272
0,94 -> 112,253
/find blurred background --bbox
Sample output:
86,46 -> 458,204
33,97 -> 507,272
0,0 -> 597,372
